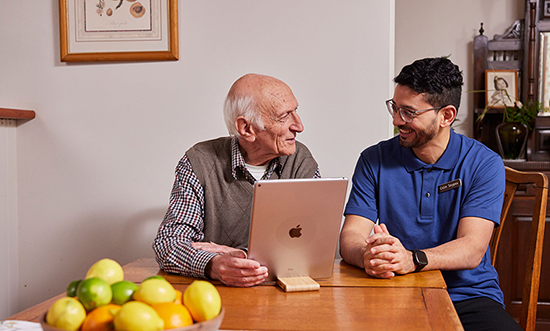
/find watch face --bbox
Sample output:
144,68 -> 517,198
415,250 -> 428,265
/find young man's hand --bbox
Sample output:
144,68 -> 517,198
363,224 -> 415,278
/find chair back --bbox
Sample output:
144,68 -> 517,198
489,166 -> 548,331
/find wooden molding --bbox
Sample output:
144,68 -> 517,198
0,108 -> 35,120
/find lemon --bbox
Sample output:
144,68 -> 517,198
86,258 -> 124,285
111,280 -> 138,305
133,279 -> 176,306
113,301 -> 164,331
77,277 -> 113,311
183,280 -> 221,322
46,297 -> 87,331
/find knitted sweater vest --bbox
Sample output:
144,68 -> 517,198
186,137 -> 319,250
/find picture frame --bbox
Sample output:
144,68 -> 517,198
59,0 -> 178,62
485,69 -> 518,108
544,0 -> 550,18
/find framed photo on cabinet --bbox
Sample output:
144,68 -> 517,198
59,0 -> 178,62
485,69 -> 518,108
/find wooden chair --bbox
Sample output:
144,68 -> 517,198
490,166 -> 548,331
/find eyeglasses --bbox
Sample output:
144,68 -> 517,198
385,99 -> 444,123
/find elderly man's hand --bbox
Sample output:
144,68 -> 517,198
207,250 -> 268,287
363,224 -> 415,278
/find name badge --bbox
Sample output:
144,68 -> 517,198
438,179 -> 462,193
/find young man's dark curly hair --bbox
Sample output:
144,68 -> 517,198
394,57 -> 464,111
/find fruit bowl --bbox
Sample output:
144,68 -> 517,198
39,307 -> 225,331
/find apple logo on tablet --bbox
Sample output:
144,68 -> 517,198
289,225 -> 302,238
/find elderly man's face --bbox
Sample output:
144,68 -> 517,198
254,85 -> 303,159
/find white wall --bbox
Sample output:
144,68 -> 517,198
0,120 -> 18,319
0,0 -> 394,317
395,0 -> 525,138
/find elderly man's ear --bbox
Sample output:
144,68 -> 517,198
235,116 -> 257,142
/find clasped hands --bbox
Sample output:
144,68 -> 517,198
363,224 -> 416,278
191,241 -> 268,287
191,224 -> 416,285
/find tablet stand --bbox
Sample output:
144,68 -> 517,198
276,276 -> 320,292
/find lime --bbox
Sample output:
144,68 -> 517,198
111,280 -> 138,305
183,280 -> 221,322
66,280 -> 83,297
86,258 -> 124,285
144,275 -> 166,282
113,301 -> 164,331
77,277 -> 113,311
46,297 -> 87,331
133,279 -> 176,306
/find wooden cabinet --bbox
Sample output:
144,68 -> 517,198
473,2 -> 550,328
472,20 -> 528,157
497,161 -> 550,326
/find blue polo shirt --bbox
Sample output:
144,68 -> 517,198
345,130 -> 505,305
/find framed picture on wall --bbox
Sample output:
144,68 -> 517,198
59,0 -> 178,62
544,1 -> 550,18
485,69 -> 518,108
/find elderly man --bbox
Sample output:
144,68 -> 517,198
340,57 -> 520,331
153,74 -> 320,287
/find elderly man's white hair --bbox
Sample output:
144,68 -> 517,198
223,94 -> 265,137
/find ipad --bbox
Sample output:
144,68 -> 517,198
247,177 -> 349,283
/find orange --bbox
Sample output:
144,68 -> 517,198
81,304 -> 121,331
151,302 -> 193,329
173,290 -> 183,305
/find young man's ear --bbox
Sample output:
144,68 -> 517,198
235,116 -> 256,142
439,106 -> 457,128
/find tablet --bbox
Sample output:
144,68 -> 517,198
247,177 -> 348,282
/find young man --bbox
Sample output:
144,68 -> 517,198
340,57 -> 521,331
153,74 -> 320,288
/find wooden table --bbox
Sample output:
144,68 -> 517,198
7,258 -> 463,331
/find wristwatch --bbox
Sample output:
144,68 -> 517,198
412,250 -> 428,272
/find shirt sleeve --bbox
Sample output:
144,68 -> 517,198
344,149 -> 379,222
460,153 -> 505,225
152,155 -> 218,278
314,167 -> 321,178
